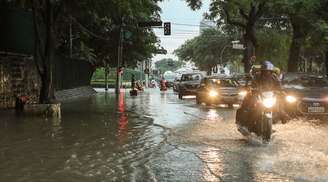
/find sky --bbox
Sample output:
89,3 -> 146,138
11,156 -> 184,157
152,0 -> 210,62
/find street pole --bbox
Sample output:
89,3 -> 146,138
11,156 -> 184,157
105,64 -> 109,91
140,61 -> 144,85
115,24 -> 124,94
220,44 -> 231,65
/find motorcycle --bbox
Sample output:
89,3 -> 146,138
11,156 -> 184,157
236,90 -> 276,142
129,89 -> 138,96
160,80 -> 168,91
136,81 -> 144,91
149,80 -> 157,88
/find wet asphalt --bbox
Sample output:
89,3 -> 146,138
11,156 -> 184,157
0,88 -> 328,182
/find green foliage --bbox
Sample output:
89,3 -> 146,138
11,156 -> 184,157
155,58 -> 185,73
92,68 -> 145,81
256,29 -> 291,70
185,0 -> 328,72
174,28 -> 240,72
57,0 -> 162,67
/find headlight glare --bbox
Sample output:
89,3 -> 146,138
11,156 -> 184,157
263,98 -> 276,108
238,91 -> 247,97
286,95 -> 297,103
209,90 -> 218,97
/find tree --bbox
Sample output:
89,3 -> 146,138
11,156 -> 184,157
5,0 -> 162,103
186,0 -> 267,72
31,0 -> 64,104
256,28 -> 291,70
270,0 -> 321,72
175,28 -> 237,73
311,0 -> 328,75
62,0 -> 162,68
155,58 -> 185,73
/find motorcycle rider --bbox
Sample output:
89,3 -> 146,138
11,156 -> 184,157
160,76 -> 167,90
236,61 -> 282,130
251,61 -> 281,90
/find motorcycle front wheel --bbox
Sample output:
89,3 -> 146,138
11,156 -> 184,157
261,114 -> 272,141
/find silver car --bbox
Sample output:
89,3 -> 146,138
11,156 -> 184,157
178,73 -> 205,99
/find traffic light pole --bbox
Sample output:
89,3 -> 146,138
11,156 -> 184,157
115,25 -> 124,95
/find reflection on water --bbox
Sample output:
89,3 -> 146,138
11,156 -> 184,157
0,89 -> 328,181
200,148 -> 223,182
0,90 -> 167,181
207,109 -> 220,121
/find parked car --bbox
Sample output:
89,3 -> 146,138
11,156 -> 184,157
178,72 -> 205,99
196,76 -> 247,106
282,73 -> 328,117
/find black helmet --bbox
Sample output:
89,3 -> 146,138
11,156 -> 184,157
261,61 -> 274,71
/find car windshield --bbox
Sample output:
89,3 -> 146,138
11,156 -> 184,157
181,74 -> 201,81
286,76 -> 328,87
208,79 -> 238,87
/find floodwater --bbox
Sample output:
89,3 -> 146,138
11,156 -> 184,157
0,89 -> 328,182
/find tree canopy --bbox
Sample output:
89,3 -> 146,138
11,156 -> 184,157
155,58 -> 185,73
184,0 -> 328,73
175,28 -> 238,73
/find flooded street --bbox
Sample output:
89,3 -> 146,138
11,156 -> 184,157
1,89 -> 328,182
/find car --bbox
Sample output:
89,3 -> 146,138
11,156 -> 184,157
163,71 -> 176,88
173,77 -> 181,92
282,73 -> 328,117
178,72 -> 205,99
231,73 -> 248,86
196,76 -> 247,106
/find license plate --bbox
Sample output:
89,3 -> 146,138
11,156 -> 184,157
223,97 -> 236,102
308,107 -> 325,113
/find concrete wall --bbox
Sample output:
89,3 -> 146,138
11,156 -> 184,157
53,55 -> 94,91
0,53 -> 94,109
0,54 -> 40,109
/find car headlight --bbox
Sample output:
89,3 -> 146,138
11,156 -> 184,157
262,98 -> 276,108
209,90 -> 218,97
286,95 -> 297,103
238,91 -> 247,97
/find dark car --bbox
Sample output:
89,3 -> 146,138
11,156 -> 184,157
196,76 -> 247,106
178,73 -> 205,99
173,76 -> 181,92
282,73 -> 328,116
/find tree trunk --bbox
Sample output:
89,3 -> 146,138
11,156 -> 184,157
288,34 -> 304,72
32,0 -> 56,104
242,25 -> 256,73
288,16 -> 306,72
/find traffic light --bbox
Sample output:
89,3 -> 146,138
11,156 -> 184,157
164,22 -> 171,36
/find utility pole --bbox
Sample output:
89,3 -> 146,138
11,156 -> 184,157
115,22 -> 124,94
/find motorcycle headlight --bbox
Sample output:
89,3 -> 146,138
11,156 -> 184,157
262,98 -> 276,108
209,90 -> 218,97
286,95 -> 297,103
238,91 -> 247,97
